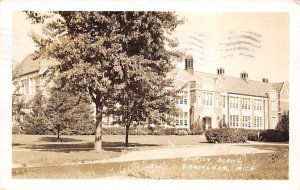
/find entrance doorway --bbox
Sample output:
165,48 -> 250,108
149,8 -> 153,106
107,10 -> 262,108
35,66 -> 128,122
202,117 -> 212,131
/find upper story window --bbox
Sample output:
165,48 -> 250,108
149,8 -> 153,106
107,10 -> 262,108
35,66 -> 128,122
219,95 -> 226,108
242,98 -> 251,110
254,99 -> 263,110
203,92 -> 213,107
229,96 -> 239,109
176,90 -> 188,105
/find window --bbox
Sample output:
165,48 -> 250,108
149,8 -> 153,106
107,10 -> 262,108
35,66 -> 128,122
106,116 -> 110,124
254,99 -> 263,110
242,98 -> 251,110
229,97 -> 239,109
184,112 -> 188,126
272,117 -> 277,127
271,101 -> 277,111
229,115 -> 239,127
254,116 -> 263,128
21,78 -> 29,95
176,111 -> 188,127
28,77 -> 36,95
177,90 -> 188,105
242,116 -> 251,128
184,98 -> 188,105
175,117 -> 179,126
219,95 -> 226,108
203,92 -> 213,106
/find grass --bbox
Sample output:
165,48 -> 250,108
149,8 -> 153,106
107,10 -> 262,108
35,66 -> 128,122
116,148 -> 288,179
12,134 -> 205,167
12,134 -> 288,179
13,150 -> 288,179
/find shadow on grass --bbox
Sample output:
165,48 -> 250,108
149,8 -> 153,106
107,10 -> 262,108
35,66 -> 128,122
38,137 -> 84,142
25,141 -> 159,153
13,143 -> 26,147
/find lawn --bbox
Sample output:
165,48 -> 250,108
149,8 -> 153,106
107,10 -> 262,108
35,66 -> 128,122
12,135 -> 288,179
12,134 -> 206,167
13,150 -> 288,179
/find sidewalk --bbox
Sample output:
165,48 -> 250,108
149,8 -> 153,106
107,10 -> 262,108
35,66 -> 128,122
98,143 -> 277,163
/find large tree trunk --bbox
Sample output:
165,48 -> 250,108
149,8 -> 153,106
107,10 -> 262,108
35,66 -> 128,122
125,124 -> 130,147
94,105 -> 103,151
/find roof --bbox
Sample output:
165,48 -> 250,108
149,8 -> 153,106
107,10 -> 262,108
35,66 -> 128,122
271,82 -> 284,93
13,54 -> 60,79
217,76 -> 274,97
173,68 -> 286,97
13,54 -> 40,78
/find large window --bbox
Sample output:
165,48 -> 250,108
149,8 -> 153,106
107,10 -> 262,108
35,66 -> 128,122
254,116 -> 263,128
242,116 -> 251,128
229,115 -> 239,127
254,99 -> 263,110
203,92 -> 213,106
176,111 -> 189,127
184,112 -> 188,126
219,95 -> 226,108
242,98 -> 251,110
229,97 -> 239,109
272,117 -> 277,127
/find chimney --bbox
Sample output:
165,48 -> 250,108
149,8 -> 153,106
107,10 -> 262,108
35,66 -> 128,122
217,67 -> 225,77
240,72 -> 249,82
262,77 -> 269,83
185,55 -> 193,75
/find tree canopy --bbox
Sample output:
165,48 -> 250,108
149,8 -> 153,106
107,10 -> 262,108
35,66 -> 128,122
26,11 -> 183,150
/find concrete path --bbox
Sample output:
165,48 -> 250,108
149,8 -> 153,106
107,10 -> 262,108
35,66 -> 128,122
98,143 -> 277,163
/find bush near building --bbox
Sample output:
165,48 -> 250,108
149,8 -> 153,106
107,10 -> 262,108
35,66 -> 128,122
101,126 -> 190,136
190,119 -> 204,135
205,127 -> 289,143
205,128 -> 248,143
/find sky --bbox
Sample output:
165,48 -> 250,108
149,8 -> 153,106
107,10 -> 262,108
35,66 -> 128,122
13,12 -> 289,82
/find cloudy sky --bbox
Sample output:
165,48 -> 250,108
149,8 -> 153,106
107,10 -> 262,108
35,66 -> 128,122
13,12 -> 289,82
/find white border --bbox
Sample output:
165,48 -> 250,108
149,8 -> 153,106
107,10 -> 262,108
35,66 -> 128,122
1,0 -> 299,190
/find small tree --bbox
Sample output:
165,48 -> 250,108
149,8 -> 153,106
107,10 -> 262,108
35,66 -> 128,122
46,87 -> 94,140
22,92 -> 52,135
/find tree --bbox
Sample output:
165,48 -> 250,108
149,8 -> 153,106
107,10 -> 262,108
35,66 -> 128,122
26,11 -> 183,151
22,88 -> 94,139
22,92 -> 52,135
111,57 -> 178,146
46,87 -> 94,140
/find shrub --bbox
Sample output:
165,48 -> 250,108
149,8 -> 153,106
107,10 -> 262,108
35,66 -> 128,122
205,128 -> 248,143
190,119 -> 204,135
102,127 -> 125,135
276,111 -> 289,132
259,129 -> 289,142
174,129 -> 189,136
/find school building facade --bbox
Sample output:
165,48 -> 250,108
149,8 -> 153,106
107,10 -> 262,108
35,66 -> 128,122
173,56 -> 289,130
